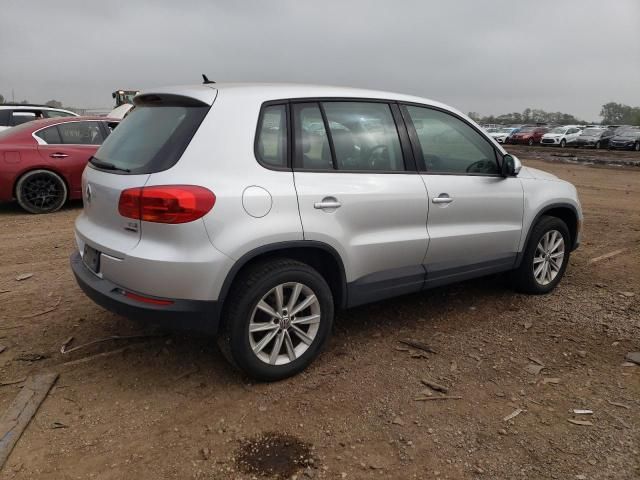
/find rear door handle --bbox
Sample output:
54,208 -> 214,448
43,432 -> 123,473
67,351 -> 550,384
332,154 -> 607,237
432,194 -> 453,204
50,152 -> 69,158
314,197 -> 342,210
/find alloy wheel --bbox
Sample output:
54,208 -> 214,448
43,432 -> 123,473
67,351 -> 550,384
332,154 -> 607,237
21,173 -> 65,212
533,230 -> 565,286
248,282 -> 321,365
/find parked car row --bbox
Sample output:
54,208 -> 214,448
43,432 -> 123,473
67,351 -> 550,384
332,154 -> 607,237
484,123 -> 640,151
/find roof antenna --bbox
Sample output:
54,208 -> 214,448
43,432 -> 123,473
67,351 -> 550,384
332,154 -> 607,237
202,74 -> 215,84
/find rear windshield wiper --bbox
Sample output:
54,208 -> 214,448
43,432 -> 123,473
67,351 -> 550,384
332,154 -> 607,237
89,157 -> 131,173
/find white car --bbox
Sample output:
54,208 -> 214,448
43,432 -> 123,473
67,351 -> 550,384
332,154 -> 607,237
540,126 -> 582,147
489,127 -> 517,144
0,104 -> 78,132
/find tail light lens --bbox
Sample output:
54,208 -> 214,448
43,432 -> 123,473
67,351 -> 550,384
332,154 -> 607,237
118,185 -> 215,224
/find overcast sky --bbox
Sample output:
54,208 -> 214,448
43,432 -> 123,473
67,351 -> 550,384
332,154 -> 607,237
1,0 -> 638,121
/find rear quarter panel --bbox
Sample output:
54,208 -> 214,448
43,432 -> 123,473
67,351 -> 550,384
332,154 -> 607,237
143,88 -> 304,262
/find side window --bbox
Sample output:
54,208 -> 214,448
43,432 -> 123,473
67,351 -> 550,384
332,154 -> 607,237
405,106 -> 499,175
11,111 -> 38,126
43,110 -> 74,118
256,105 -> 287,168
322,102 -> 404,171
293,103 -> 332,170
57,122 -> 105,145
35,126 -> 62,144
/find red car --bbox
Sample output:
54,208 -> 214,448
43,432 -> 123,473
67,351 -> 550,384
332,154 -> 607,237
509,126 -> 549,146
0,116 -> 118,213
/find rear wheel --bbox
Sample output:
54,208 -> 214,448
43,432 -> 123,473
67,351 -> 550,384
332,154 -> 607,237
16,169 -> 68,214
528,138 -> 534,146
635,142 -> 640,152
595,141 -> 601,149
512,216 -> 570,294
218,259 -> 334,381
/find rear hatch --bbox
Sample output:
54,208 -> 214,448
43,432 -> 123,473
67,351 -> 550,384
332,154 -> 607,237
76,89 -> 215,256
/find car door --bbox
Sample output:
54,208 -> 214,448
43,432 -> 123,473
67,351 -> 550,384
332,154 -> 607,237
401,104 -> 524,286
566,127 -> 580,144
36,121 -> 105,196
291,101 -> 429,306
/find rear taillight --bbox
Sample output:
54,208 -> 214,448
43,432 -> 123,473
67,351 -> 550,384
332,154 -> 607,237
118,185 -> 215,224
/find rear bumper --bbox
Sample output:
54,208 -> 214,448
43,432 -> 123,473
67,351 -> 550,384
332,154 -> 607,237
70,251 -> 220,334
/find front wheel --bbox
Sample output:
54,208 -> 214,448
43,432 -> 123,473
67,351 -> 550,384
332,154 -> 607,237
635,142 -> 640,152
560,139 -> 566,148
16,169 -> 68,214
528,138 -> 534,146
218,259 -> 334,381
512,216 -> 571,294
595,141 -> 601,149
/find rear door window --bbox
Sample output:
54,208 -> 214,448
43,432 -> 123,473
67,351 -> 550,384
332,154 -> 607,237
93,96 -> 209,174
11,111 -> 39,126
0,110 -> 10,127
293,103 -> 333,170
57,121 -> 105,145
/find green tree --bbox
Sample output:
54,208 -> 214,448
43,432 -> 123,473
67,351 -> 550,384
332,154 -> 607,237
45,99 -> 63,108
600,102 -> 629,124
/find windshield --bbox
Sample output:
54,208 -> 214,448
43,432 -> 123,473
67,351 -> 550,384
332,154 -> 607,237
93,100 -> 209,174
518,127 -> 535,133
549,127 -> 567,134
582,128 -> 603,136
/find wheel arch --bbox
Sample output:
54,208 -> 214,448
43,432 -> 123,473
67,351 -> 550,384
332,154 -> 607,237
13,166 -> 70,199
515,203 -> 580,268
218,241 -> 348,320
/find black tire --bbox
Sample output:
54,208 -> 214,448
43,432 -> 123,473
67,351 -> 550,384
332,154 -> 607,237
560,139 -> 566,148
528,138 -> 534,146
16,169 -> 68,214
595,141 -> 601,149
635,142 -> 640,152
218,258 -> 334,381
511,216 -> 571,294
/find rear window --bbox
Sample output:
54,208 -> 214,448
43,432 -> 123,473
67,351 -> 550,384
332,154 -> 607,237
92,96 -> 209,174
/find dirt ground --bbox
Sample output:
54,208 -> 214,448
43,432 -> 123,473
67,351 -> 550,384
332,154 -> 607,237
0,156 -> 638,480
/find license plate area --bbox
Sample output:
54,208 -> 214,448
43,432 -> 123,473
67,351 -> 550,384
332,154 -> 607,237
83,244 -> 101,274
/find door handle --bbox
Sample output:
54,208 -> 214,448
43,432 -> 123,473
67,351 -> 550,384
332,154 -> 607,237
50,152 -> 69,158
314,197 -> 342,210
432,194 -> 453,204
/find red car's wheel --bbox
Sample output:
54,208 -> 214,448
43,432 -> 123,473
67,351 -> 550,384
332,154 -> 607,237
528,138 -> 534,146
16,169 -> 68,214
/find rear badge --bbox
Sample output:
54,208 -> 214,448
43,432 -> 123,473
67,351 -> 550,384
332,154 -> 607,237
85,184 -> 92,204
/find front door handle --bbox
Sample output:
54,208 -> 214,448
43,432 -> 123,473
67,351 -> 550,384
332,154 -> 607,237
314,197 -> 342,210
50,152 -> 69,158
432,194 -> 453,204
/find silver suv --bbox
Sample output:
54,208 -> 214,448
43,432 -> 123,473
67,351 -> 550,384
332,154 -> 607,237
71,83 -> 582,380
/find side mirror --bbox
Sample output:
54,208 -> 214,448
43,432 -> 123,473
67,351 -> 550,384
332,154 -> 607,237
502,154 -> 522,177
